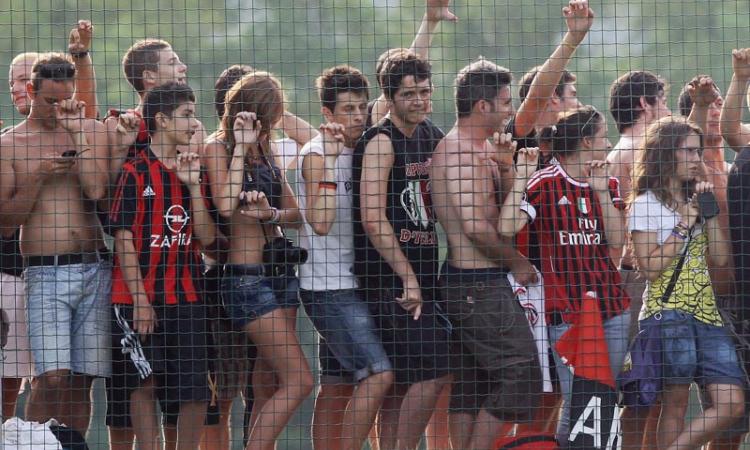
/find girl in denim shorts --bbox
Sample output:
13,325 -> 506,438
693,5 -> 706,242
203,71 -> 313,450
629,117 -> 746,449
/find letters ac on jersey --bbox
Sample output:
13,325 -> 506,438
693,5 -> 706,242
520,165 -> 630,322
108,149 -> 206,305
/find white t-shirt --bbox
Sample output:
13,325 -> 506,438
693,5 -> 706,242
628,190 -> 720,324
272,137 -> 300,171
296,135 -> 358,291
628,190 -> 683,246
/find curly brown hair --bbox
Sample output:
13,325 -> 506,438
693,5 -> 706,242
631,116 -> 704,210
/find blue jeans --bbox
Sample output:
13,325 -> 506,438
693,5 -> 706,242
300,289 -> 391,383
221,264 -> 300,329
640,309 -> 745,387
549,311 -> 630,441
25,260 -> 112,377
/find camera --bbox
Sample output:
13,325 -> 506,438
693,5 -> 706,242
262,237 -> 308,276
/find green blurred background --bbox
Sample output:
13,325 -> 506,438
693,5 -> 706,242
2,0 -> 750,448
2,0 -> 750,133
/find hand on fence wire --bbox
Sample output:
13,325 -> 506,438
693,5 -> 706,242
319,122 -> 346,159
687,76 -> 719,108
239,190 -> 274,222
425,0 -> 457,23
732,48 -> 750,80
563,0 -> 594,44
68,20 -> 93,54
587,160 -> 609,194
233,111 -> 262,148
174,152 -> 202,186
56,98 -> 86,133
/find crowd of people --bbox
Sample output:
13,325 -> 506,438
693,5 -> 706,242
2,0 -> 750,449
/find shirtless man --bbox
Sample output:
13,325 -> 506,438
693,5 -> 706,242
430,58 -> 542,450
606,69 -> 672,450
8,21 -> 98,122
0,53 -> 111,435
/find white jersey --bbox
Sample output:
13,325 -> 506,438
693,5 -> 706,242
297,135 -> 358,291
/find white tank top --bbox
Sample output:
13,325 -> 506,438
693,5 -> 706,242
296,136 -> 358,291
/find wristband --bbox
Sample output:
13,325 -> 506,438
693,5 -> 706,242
319,181 -> 337,191
672,223 -> 689,240
671,230 -> 688,241
264,207 -> 280,224
674,221 -> 690,235
70,50 -> 89,59
561,42 -> 578,51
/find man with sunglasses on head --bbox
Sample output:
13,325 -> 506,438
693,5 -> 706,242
0,53 -> 111,437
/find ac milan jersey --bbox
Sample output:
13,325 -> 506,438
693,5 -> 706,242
520,164 -> 630,322
108,148 -> 204,305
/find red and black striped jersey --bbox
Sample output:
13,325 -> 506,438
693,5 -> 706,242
108,148 -> 204,305
520,164 -> 630,322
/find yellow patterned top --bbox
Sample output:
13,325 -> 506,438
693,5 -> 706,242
643,233 -> 722,325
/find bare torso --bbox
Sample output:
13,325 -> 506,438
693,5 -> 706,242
607,142 -> 637,267
204,135 -> 285,266
431,129 -> 505,269
4,122 -> 103,256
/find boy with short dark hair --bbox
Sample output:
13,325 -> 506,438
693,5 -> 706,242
108,81 -> 218,450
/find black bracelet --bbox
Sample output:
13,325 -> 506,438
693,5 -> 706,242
70,50 -> 89,59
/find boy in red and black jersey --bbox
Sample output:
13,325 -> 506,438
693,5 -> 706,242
107,82 -> 219,450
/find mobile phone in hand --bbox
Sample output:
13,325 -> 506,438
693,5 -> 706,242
62,149 -> 78,158
697,191 -> 720,220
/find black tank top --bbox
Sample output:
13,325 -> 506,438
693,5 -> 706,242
352,118 -> 444,295
0,229 -> 23,277
242,155 -> 283,210
0,127 -> 23,276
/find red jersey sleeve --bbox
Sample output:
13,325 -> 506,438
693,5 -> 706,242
108,167 -> 140,233
608,176 -> 625,210
520,175 -> 545,223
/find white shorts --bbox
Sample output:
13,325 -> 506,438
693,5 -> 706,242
0,273 -> 33,379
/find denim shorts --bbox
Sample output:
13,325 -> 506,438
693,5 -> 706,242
641,309 -> 745,387
300,289 -> 391,383
24,260 -> 112,377
221,264 -> 300,329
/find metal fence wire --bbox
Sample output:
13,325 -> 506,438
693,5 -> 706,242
1,1 -> 750,449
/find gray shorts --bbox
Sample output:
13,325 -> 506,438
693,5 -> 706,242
24,260 -> 112,377
439,265 -> 542,423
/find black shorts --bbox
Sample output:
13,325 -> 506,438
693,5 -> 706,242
367,287 -> 451,385
439,265 -> 542,423
106,302 -> 210,428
